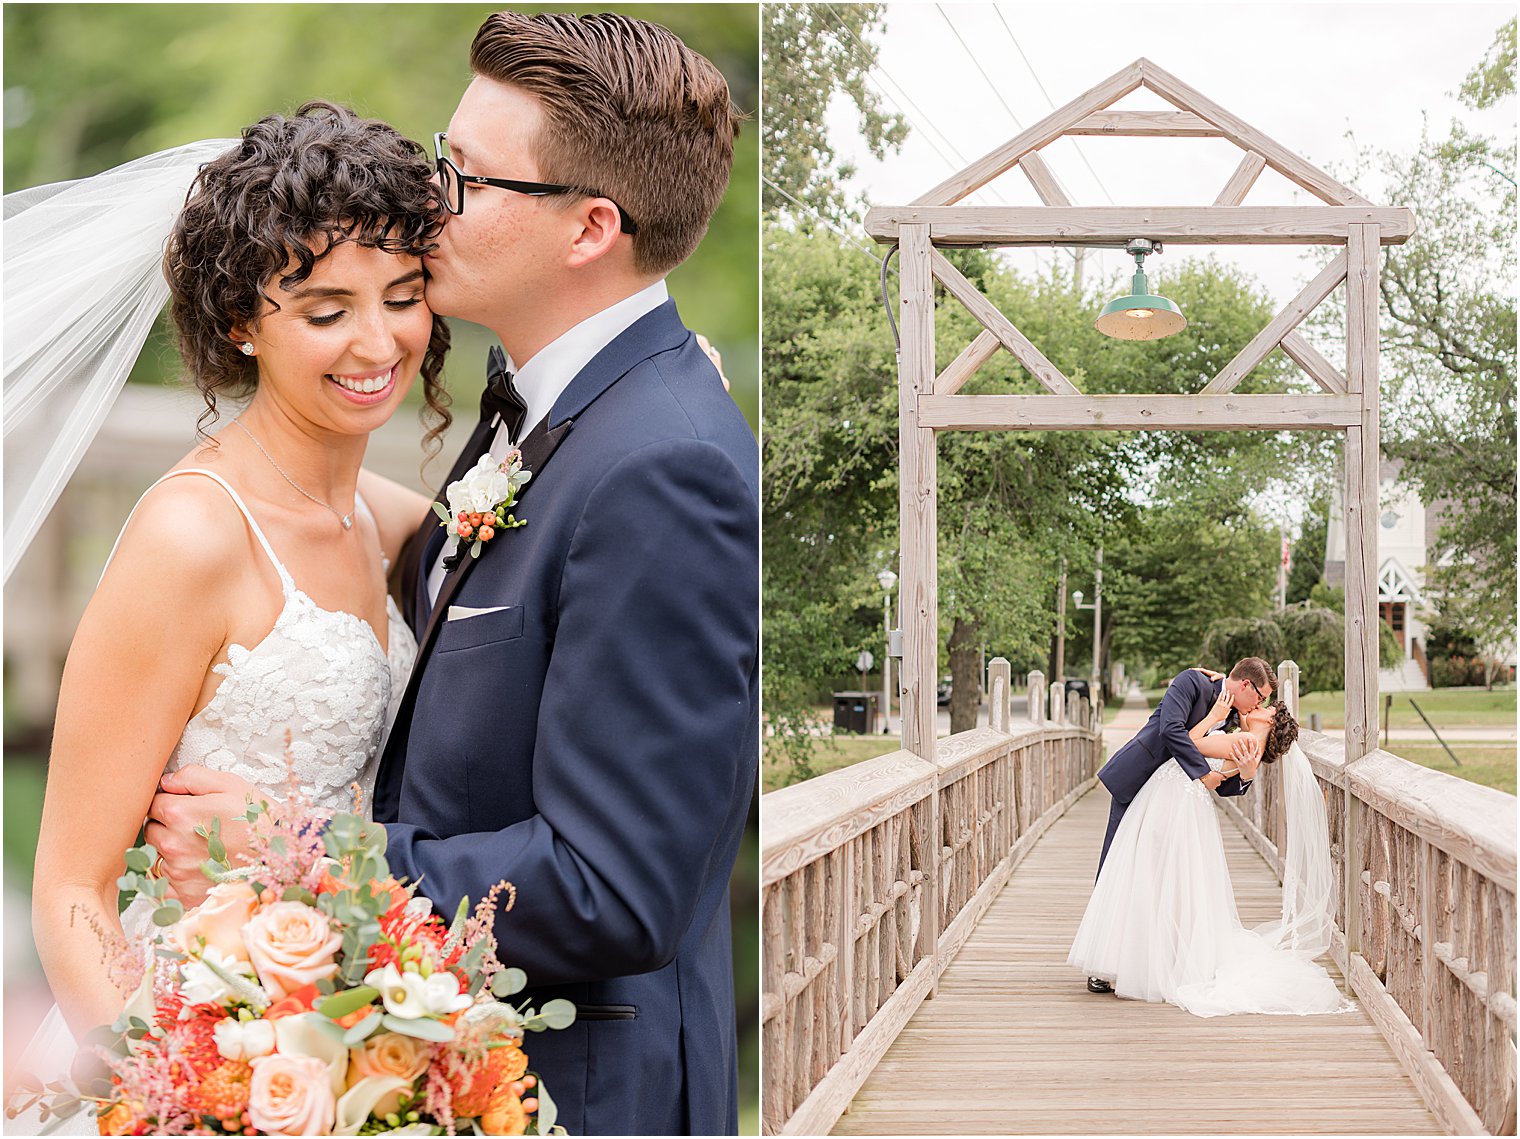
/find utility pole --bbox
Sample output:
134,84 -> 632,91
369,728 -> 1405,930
1054,558 -> 1067,683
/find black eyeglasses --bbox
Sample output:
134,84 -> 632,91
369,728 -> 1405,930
433,133 -> 637,234
1248,679 -> 1273,706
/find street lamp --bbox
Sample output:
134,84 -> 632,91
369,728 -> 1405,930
1071,546 -> 1103,711
877,568 -> 897,734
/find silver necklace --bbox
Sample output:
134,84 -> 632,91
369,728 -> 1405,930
232,418 -> 354,530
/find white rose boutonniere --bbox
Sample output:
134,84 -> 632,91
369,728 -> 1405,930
433,449 -> 531,570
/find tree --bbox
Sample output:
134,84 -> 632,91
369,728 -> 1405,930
1337,20 -> 1517,665
1286,495 -> 1329,604
761,4 -> 906,228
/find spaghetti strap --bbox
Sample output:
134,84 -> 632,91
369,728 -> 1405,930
99,468 -> 293,590
352,490 -> 391,574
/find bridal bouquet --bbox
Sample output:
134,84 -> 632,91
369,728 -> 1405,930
18,792 -> 571,1136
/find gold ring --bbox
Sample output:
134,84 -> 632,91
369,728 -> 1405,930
149,855 -> 166,880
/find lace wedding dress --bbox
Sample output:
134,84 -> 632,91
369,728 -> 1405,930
10,468 -> 417,1134
1068,742 -> 1353,1018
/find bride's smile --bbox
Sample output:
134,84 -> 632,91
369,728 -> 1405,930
231,242 -> 432,436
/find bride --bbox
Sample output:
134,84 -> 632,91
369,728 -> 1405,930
1069,687 -> 1353,1018
8,102 -> 447,1112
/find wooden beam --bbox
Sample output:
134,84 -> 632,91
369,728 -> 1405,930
1136,57 -> 1372,206
864,206 -> 1415,245
1067,109 -> 1221,136
912,61 -> 1143,207
934,330 -> 1001,396
1016,152 -> 1071,207
917,393 -> 1361,431
1213,150 -> 1268,206
1203,251 -> 1349,393
898,223 -> 938,766
928,250 -> 1079,395
1343,223 -> 1381,762
1281,330 -> 1348,394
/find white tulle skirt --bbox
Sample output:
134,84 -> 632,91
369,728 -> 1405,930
1068,759 -> 1353,1018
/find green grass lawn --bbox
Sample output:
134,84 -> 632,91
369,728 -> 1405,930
1391,745 -> 1516,795
1298,686 -> 1516,731
763,733 -> 902,793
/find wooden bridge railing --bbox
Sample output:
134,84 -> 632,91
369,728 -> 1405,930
1220,661 -> 1517,1135
760,660 -> 1102,1135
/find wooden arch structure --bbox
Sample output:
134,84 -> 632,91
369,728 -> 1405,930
868,55 -> 1411,775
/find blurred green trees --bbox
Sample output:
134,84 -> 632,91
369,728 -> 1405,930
3,3 -> 759,427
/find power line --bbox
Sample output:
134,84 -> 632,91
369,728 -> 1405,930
819,3 -> 1012,207
761,174 -> 887,266
934,4 -> 1026,132
993,4 -> 1116,206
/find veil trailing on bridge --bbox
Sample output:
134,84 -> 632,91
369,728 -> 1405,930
1256,741 -> 1337,957
2,139 -> 238,583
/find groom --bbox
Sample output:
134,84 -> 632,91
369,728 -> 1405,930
1085,658 -> 1270,993
149,11 -> 756,1134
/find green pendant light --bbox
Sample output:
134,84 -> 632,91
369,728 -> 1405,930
1095,238 -> 1186,340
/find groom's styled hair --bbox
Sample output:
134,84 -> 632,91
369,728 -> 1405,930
1229,657 -> 1276,691
469,10 -> 741,277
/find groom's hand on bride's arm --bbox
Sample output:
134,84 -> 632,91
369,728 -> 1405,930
145,767 -> 259,906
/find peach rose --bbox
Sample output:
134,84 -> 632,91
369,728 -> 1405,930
346,1032 -> 428,1116
173,881 -> 260,962
248,1052 -> 336,1135
243,901 -> 341,999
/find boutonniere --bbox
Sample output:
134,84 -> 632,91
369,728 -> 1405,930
433,449 -> 531,572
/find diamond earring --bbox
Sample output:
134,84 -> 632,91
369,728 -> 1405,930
240,343 -> 255,356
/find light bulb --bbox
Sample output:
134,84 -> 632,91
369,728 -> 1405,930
1126,308 -> 1154,319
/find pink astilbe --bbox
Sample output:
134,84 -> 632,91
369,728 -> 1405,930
95,1034 -> 200,1136
422,1060 -> 459,1136
70,905 -> 147,1001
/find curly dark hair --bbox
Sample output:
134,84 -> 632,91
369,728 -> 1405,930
163,101 -> 452,459
1261,704 -> 1300,765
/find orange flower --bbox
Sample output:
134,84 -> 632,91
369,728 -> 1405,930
481,1091 -> 529,1136
96,1103 -> 138,1136
185,1059 -> 253,1119
448,1044 -> 529,1118
334,1002 -> 376,1030
264,982 -> 321,1020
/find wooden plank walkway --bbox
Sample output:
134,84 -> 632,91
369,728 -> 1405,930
834,784 -> 1440,1135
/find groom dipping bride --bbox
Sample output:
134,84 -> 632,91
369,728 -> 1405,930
142,11 -> 758,1134
1069,658 -> 1353,1019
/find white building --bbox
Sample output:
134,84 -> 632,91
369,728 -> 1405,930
1325,457 -> 1433,691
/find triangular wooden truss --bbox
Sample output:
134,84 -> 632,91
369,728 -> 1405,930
864,57 -> 1413,414
875,58 -> 1411,794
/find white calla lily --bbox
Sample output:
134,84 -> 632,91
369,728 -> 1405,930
332,1075 -> 414,1136
366,964 -> 429,1020
274,1012 -> 349,1097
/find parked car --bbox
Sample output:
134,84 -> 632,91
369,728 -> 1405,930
937,677 -> 952,706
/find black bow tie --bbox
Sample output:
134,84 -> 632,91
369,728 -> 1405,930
480,345 -> 527,441
1225,707 -> 1241,731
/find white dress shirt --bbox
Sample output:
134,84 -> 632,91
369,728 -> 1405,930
426,279 -> 669,606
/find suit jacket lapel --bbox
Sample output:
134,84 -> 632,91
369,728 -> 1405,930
373,412 -> 574,818
402,414 -> 497,632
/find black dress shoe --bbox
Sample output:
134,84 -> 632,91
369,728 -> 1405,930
1086,976 -> 1113,993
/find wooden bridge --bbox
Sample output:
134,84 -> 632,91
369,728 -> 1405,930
762,661 -> 1517,1135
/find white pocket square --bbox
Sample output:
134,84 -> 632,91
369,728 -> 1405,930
446,604 -> 510,622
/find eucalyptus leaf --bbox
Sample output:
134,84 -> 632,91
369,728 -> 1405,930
151,898 -> 184,926
534,1076 -> 558,1134
432,501 -> 451,523
317,985 -> 379,1020
341,1009 -> 384,1046
491,968 -> 527,998
123,848 -> 152,873
380,1014 -> 455,1043
207,833 -> 227,863
536,999 -> 576,1030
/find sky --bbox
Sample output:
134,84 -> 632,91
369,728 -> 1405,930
827,1 -> 1513,305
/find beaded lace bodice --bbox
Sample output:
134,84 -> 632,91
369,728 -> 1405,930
112,469 -> 417,814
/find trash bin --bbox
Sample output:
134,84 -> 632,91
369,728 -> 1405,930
832,691 -> 878,734
1064,678 -> 1091,702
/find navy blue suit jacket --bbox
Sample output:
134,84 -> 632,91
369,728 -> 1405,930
1097,670 -> 1253,804
373,300 -> 758,1135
